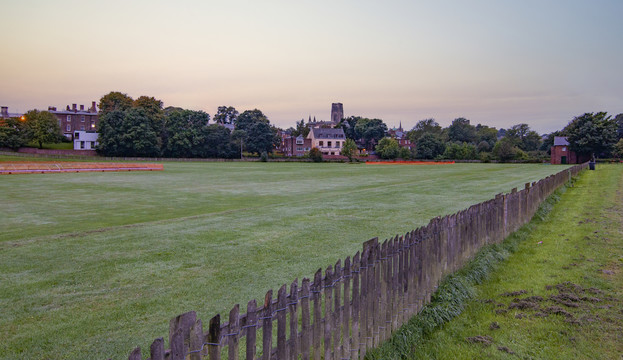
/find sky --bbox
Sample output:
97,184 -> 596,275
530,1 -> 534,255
1,0 -> 622,134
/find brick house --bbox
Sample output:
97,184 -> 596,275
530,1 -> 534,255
307,128 -> 346,156
48,102 -> 99,139
388,122 -> 414,150
551,136 -> 578,164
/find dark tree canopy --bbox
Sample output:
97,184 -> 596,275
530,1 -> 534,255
615,113 -> 623,140
98,92 -> 133,114
354,118 -> 387,151
244,121 -> 278,155
565,112 -> 618,158
416,133 -> 445,159
0,117 -> 30,150
213,106 -> 239,125
98,108 -> 160,157
235,109 -> 269,132
408,118 -> 442,142
505,123 -> 542,151
447,118 -> 478,144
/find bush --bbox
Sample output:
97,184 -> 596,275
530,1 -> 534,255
260,151 -> 268,162
309,147 -> 323,162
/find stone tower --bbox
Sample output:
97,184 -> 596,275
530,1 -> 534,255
331,103 -> 343,124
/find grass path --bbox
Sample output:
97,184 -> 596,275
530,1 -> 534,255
371,164 -> 623,359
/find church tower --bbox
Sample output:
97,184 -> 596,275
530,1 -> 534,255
331,103 -> 343,124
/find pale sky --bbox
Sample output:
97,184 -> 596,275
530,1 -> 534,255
1,0 -> 622,134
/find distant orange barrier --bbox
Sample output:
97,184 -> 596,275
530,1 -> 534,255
0,162 -> 163,175
366,160 -> 455,165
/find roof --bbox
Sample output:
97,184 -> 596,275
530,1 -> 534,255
553,136 -> 569,146
309,127 -> 345,139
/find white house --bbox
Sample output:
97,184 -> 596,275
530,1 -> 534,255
73,131 -> 99,150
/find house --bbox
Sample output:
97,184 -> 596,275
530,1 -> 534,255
388,122 -> 414,150
73,131 -> 99,150
307,127 -> 346,156
48,102 -> 99,139
551,136 -> 577,164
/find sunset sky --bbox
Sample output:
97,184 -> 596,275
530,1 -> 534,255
1,0 -> 622,133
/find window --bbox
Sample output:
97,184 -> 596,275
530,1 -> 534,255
319,141 -> 323,147
66,115 -> 71,121
296,138 -> 303,145
91,141 -> 96,148
80,141 -> 85,149
81,115 -> 85,122
91,122 -> 96,129
562,147 -> 567,152
80,125 -> 85,130
74,132 -> 80,139
66,124 -> 71,131
328,141 -> 332,147
336,141 -> 341,148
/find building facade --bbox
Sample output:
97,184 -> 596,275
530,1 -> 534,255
551,136 -> 577,164
307,128 -> 346,156
48,102 -> 99,139
73,131 -> 99,150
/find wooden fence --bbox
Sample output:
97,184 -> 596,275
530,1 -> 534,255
122,163 -> 587,360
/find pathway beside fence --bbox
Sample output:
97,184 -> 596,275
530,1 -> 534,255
121,163 -> 587,360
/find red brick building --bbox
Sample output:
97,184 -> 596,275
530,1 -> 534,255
48,102 -> 99,139
550,136 -> 588,164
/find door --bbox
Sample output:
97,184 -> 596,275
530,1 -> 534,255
561,156 -> 567,164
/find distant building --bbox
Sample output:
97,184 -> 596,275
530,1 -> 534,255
73,131 -> 99,150
48,102 -> 99,139
331,103 -> 343,124
550,136 -> 583,164
388,122 -> 414,150
0,106 -> 24,119
307,127 -> 346,156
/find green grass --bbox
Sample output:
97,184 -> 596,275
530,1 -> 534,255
369,164 -> 623,359
0,161 -> 570,359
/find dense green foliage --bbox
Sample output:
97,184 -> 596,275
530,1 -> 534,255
0,117 -> 29,149
566,112 -> 618,158
376,137 -> 400,159
416,133 -> 446,159
23,110 -> 62,149
96,92 -> 246,158
340,138 -> 357,161
308,146 -> 323,162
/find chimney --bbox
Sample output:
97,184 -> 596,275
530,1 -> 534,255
80,105 -> 84,111
72,104 -> 77,112
1,106 -> 8,117
48,106 -> 57,111
91,101 -> 96,113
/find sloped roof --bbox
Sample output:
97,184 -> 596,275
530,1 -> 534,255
309,127 -> 345,139
553,136 -> 569,146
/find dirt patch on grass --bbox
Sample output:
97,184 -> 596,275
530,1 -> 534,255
466,335 -> 493,346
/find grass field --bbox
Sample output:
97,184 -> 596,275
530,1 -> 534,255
372,164 -> 623,359
0,161 -> 570,359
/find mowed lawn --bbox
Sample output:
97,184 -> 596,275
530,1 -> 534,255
0,161 -> 569,359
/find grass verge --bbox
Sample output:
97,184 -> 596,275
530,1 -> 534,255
368,164 -> 623,360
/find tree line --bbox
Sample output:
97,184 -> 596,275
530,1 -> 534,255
96,92 -> 280,158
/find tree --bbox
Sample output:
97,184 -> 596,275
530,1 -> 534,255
309,147 -> 323,162
447,118 -> 477,144
476,124 -> 498,149
505,123 -> 541,151
492,137 -> 518,162
235,109 -> 269,132
0,117 -> 29,149
340,138 -> 357,161
98,91 -> 133,114
613,139 -> 623,158
97,108 -> 160,157
565,112 -> 618,158
376,138 -> 400,159
162,109 -> 211,157
244,121 -> 278,155
203,124 -> 239,158
398,147 -> 412,160
291,119 -> 310,138
615,113 -> 623,140
24,110 -> 62,148
408,118 -> 442,143
337,116 -> 363,140
213,106 -> 239,125
443,142 -> 478,160
354,118 -> 387,151
416,133 -> 445,159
